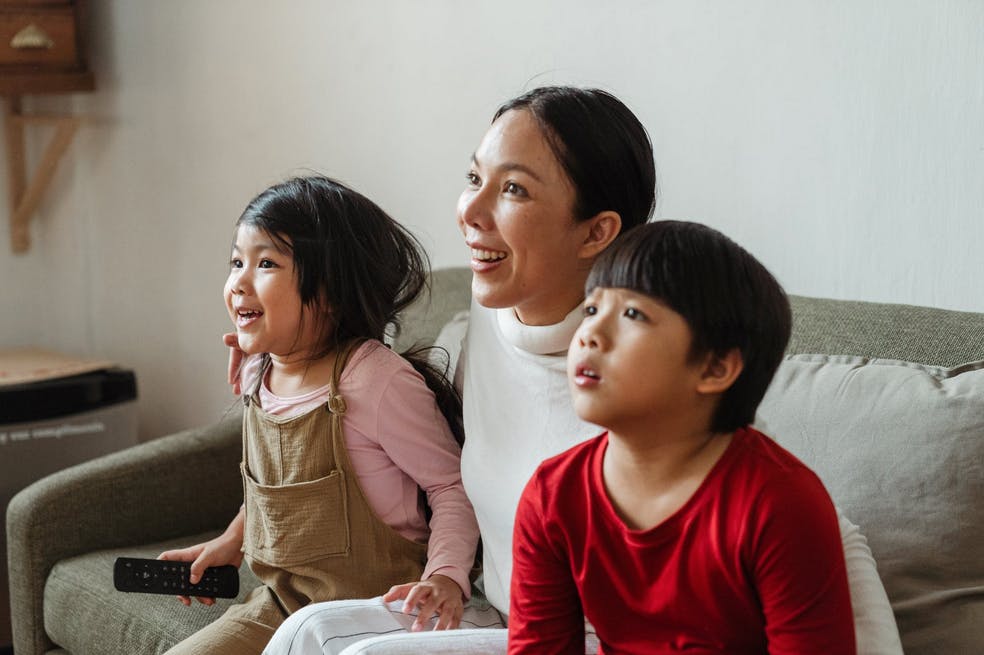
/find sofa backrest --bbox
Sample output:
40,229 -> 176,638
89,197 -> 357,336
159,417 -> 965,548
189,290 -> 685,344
392,267 -> 473,353
788,294 -> 984,366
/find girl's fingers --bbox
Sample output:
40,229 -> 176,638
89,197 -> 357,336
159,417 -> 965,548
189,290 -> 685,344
383,582 -> 414,603
435,599 -> 463,630
402,584 -> 427,613
435,604 -> 452,630
412,595 -> 442,632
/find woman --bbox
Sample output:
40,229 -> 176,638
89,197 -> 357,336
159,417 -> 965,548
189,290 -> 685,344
262,86 -> 902,655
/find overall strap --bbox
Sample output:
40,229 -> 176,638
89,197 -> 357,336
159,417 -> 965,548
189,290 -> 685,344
241,354 -> 272,467
241,354 -> 272,408
325,339 -> 368,416
324,339 -> 373,479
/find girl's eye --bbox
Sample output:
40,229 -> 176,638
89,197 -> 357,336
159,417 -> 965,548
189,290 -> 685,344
504,182 -> 527,196
258,259 -> 278,269
584,305 -> 597,316
624,307 -> 646,321
230,258 -> 243,269
465,171 -> 480,187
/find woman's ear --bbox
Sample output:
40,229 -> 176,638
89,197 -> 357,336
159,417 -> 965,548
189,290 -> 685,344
696,348 -> 744,395
578,210 -> 622,260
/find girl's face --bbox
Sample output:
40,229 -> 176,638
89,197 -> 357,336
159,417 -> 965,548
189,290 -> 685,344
457,109 -> 599,326
223,225 -> 320,359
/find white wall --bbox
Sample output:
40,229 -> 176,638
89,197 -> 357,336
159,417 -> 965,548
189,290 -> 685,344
1,0 -> 981,439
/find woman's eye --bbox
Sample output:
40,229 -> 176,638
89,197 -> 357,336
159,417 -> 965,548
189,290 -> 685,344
258,259 -> 277,269
584,305 -> 597,316
230,258 -> 243,269
465,171 -> 480,187
504,182 -> 527,196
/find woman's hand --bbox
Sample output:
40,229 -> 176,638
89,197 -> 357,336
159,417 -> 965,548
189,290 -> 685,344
383,574 -> 465,631
159,509 -> 245,606
224,332 -> 244,395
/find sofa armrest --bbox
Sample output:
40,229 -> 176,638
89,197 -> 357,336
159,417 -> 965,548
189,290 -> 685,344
7,410 -> 243,655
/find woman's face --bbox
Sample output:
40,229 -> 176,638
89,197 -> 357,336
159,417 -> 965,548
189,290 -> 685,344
457,109 -> 597,326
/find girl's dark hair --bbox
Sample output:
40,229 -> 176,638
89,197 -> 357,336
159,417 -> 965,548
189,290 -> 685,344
236,176 -> 463,444
587,221 -> 792,433
494,86 -> 657,232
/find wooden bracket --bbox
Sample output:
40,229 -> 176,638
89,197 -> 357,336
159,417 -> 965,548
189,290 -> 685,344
3,95 -> 81,253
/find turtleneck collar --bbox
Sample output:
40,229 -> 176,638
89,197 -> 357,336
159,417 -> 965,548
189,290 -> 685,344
496,303 -> 584,356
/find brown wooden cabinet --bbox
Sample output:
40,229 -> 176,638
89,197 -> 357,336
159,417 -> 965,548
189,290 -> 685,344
0,0 -> 94,252
0,0 -> 93,94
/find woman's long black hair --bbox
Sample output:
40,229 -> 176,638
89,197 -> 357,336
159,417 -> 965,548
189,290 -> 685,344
235,175 -> 463,445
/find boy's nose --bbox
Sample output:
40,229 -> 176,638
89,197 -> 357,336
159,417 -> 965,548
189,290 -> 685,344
577,323 -> 605,350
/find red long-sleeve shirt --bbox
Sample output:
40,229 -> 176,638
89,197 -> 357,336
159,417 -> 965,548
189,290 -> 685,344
509,427 -> 855,655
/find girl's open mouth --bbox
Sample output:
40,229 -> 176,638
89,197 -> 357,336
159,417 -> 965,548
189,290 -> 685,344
236,308 -> 263,328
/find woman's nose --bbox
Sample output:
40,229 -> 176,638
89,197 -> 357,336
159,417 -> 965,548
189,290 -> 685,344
458,187 -> 493,230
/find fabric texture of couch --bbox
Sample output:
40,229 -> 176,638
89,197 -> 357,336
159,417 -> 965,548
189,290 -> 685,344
7,267 -> 983,654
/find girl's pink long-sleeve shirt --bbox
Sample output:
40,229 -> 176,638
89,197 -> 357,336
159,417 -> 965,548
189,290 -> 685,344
241,340 -> 478,595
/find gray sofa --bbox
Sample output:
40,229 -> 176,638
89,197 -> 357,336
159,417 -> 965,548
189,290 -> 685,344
7,267 -> 983,654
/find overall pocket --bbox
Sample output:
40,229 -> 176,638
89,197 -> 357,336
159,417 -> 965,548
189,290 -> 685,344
241,461 -> 350,567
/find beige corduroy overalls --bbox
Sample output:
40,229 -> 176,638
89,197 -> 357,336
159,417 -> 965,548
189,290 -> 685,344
166,343 -> 427,654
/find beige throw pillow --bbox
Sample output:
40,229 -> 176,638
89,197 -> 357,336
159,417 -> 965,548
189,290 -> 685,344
755,355 -> 984,655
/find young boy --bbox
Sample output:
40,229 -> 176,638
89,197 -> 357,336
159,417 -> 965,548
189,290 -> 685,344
508,221 -> 855,654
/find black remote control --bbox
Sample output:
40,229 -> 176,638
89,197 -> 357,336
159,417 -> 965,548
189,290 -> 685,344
113,557 -> 239,598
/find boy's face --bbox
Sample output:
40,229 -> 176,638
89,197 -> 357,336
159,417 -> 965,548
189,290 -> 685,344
568,286 -> 708,435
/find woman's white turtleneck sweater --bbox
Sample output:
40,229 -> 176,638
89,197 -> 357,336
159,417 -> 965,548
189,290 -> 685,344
458,299 -> 599,615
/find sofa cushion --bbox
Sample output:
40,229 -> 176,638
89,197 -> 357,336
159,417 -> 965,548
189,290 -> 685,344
43,534 -> 262,654
428,309 -> 469,375
755,355 -> 984,655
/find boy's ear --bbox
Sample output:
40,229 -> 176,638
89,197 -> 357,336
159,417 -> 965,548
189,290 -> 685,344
577,210 -> 622,260
696,348 -> 744,395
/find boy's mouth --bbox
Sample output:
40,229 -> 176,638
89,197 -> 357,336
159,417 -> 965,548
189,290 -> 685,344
573,365 -> 601,386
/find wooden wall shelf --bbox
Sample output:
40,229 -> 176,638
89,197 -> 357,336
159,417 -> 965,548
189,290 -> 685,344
3,96 -> 81,252
0,0 -> 93,254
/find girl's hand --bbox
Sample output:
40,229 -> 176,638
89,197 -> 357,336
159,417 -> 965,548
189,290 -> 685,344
223,332 -> 244,395
159,515 -> 244,606
383,574 -> 465,631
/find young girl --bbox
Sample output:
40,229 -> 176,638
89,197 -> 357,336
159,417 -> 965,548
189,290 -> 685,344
159,175 -> 480,654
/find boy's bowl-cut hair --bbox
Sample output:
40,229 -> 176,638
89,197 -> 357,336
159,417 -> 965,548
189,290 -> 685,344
587,221 -> 792,433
